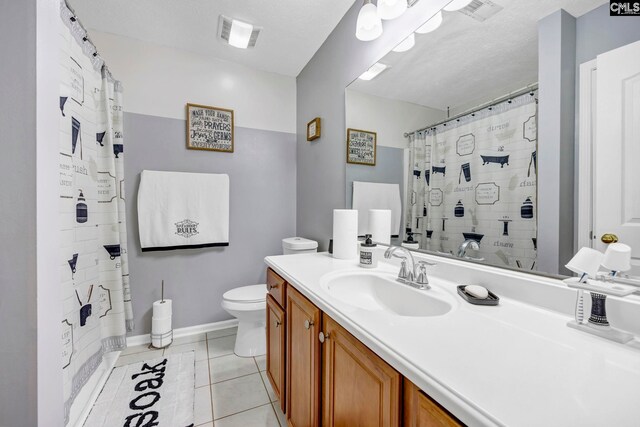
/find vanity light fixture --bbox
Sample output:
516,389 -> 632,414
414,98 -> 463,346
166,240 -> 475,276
415,11 -> 443,34
392,33 -> 415,52
443,0 -> 474,12
356,0 -> 383,41
358,62 -> 389,80
377,0 -> 408,20
218,15 -> 261,49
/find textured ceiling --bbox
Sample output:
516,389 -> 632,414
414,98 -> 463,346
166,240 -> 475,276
349,0 -> 607,112
67,0 -> 357,77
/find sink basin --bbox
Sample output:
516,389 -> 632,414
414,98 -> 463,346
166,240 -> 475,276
319,271 -> 455,317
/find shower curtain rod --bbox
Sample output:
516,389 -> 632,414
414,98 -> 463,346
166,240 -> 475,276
62,0 -> 114,79
403,83 -> 538,137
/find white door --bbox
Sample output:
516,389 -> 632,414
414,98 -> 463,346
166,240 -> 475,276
594,40 -> 640,274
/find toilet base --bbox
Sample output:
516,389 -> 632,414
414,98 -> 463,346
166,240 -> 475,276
234,320 -> 266,357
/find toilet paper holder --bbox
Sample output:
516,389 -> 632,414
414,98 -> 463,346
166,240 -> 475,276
150,280 -> 173,349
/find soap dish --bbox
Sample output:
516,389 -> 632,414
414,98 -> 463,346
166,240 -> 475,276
457,286 -> 499,306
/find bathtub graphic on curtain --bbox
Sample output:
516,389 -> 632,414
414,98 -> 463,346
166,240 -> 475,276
480,149 -> 509,167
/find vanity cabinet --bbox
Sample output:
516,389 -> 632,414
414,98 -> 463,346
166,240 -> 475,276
404,380 -> 463,427
267,267 -> 462,427
267,267 -> 287,307
266,294 -> 286,411
286,285 -> 322,427
321,314 -> 402,426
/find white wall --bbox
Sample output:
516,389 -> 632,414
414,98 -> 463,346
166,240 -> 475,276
89,32 -> 296,133
346,89 -> 445,149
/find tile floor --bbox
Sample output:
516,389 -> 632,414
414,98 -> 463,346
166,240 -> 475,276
115,327 -> 287,427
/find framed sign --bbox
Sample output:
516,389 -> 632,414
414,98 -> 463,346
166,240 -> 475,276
307,117 -> 321,141
186,103 -> 234,153
346,128 -> 376,166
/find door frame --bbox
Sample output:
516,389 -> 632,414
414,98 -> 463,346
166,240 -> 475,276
577,59 -> 598,250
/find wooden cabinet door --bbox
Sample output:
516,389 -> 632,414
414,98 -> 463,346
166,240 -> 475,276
321,315 -> 401,427
286,286 -> 322,427
404,379 -> 463,427
266,294 -> 286,412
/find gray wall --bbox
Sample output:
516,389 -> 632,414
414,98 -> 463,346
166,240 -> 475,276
345,146 -> 406,236
537,10 -> 576,275
296,0 -> 451,250
124,113 -> 296,335
0,1 -> 38,426
576,3 -> 640,66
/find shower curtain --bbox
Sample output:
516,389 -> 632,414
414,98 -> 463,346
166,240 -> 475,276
59,2 -> 133,424
405,91 -> 538,269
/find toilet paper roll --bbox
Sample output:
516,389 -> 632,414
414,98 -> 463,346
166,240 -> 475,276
152,316 -> 172,335
333,209 -> 358,260
152,299 -> 172,318
369,209 -> 391,245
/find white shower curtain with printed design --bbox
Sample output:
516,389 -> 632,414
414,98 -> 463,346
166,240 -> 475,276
59,2 -> 133,424
405,92 -> 538,269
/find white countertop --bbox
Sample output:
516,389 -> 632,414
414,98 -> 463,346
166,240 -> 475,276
265,252 -> 640,427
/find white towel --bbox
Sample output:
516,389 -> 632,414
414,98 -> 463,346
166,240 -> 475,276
352,181 -> 401,237
137,170 -> 229,251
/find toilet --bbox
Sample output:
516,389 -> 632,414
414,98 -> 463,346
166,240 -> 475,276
222,237 -> 318,357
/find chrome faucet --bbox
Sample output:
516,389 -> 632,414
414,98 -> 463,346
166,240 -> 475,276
384,246 -> 435,290
457,239 -> 482,259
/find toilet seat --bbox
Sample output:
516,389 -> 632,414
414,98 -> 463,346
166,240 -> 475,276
223,284 -> 267,304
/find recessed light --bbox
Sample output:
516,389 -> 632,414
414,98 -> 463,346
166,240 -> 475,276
218,15 -> 261,49
358,62 -> 389,80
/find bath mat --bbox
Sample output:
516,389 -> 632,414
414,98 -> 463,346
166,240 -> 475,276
84,351 -> 195,427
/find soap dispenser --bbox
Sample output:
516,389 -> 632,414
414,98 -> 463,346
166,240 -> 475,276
402,232 -> 419,250
359,234 -> 378,268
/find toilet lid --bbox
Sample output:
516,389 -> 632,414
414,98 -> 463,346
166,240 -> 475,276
223,284 -> 267,303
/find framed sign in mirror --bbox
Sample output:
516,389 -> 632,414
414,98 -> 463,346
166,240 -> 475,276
346,128 -> 376,166
186,103 -> 234,153
307,117 -> 321,141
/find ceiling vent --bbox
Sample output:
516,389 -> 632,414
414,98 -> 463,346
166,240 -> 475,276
218,15 -> 261,49
458,0 -> 504,22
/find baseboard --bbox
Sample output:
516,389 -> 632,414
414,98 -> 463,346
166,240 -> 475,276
126,318 -> 239,347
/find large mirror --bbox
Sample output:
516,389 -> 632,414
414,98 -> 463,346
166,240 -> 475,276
345,0 -> 638,277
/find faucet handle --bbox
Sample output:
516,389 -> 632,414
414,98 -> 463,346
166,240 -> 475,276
399,259 -> 415,282
416,260 -> 436,267
415,261 -> 434,285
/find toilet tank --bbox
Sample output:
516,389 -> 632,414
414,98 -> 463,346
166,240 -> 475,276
282,237 -> 318,255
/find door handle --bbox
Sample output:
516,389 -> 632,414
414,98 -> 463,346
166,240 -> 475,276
319,332 -> 330,343
601,233 -> 619,244
304,319 -> 314,329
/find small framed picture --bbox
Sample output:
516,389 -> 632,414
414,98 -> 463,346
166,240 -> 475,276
346,128 -> 376,166
186,103 -> 234,153
307,117 -> 321,141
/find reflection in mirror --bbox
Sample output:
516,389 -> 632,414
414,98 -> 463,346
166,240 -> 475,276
346,0 -> 615,277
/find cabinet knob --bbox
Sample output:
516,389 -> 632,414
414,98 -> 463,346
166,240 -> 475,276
275,320 -> 281,328
304,319 -> 314,329
319,332 -> 330,343
268,283 -> 279,290
601,233 -> 619,244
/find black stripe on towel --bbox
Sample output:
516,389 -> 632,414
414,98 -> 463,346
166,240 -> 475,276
141,242 -> 230,252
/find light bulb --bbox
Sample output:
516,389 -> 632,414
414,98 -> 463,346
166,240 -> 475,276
443,0 -> 473,12
415,11 -> 443,34
356,1 -> 383,41
377,0 -> 407,20
392,33 -> 415,52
